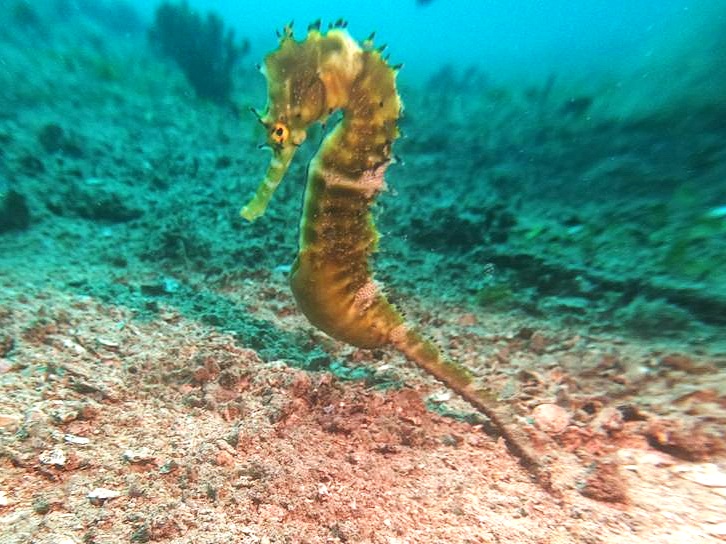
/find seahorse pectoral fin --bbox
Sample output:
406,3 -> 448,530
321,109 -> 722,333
240,143 -> 297,222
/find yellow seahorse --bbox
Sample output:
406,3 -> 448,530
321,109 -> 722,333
241,21 -> 550,488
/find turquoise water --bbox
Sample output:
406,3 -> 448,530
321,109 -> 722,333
137,0 -> 720,83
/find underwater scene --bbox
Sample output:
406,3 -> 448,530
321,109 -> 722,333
1,0 -> 725,542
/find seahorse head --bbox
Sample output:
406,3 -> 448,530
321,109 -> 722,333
264,27 -> 364,141
240,25 -> 366,221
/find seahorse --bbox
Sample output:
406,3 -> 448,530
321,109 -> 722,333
240,21 -> 551,489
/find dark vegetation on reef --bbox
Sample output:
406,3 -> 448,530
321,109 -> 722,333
148,0 -> 249,105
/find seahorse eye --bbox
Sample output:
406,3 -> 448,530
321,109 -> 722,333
270,122 -> 289,145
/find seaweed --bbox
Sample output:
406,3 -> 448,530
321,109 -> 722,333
148,1 -> 249,104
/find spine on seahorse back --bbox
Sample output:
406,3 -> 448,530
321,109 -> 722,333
240,22 -> 551,490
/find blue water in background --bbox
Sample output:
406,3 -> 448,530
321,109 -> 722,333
132,0 -> 720,83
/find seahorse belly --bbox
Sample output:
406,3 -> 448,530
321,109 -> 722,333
290,159 -> 404,348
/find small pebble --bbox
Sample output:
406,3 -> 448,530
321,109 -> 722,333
0,489 -> 9,506
123,447 -> 155,464
64,434 -> 90,446
317,483 -> 330,500
39,447 -> 67,467
428,391 -> 453,403
673,463 -> 726,488
532,403 -> 570,434
87,487 -> 121,505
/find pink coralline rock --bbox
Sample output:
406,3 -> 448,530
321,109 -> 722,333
532,403 -> 571,434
